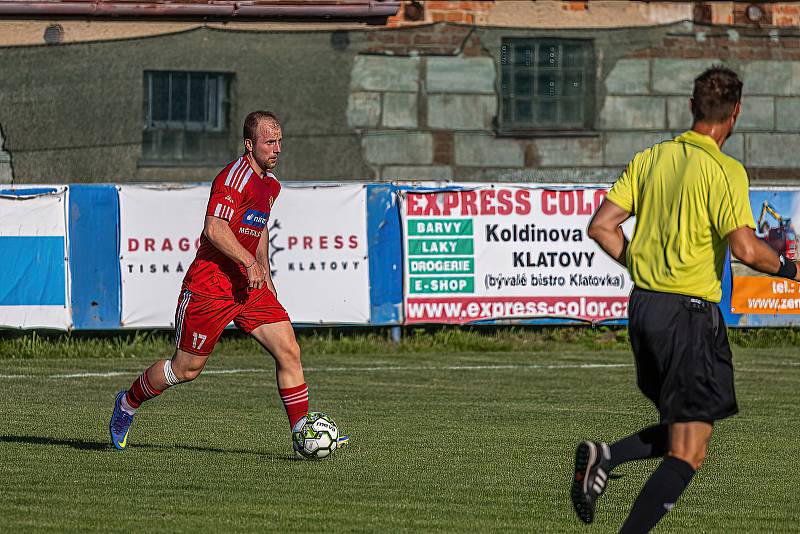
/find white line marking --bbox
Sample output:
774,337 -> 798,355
0,362 -> 632,380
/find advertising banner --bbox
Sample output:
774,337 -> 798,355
730,189 -> 800,324
119,183 -> 370,328
119,185 -> 209,328
268,184 -> 370,323
399,186 -> 633,324
0,188 -> 72,329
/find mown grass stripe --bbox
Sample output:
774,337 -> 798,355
0,362 -> 634,380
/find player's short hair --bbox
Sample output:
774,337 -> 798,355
243,111 -> 280,142
691,65 -> 743,123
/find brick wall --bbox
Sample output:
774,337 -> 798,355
365,23 -> 485,56
773,3 -> 800,27
387,2 -> 800,30
626,31 -> 800,61
386,1 -> 494,27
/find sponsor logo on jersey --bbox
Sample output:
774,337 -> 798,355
242,209 -> 268,229
224,195 -> 234,203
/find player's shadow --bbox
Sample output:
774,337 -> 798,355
0,435 -> 291,460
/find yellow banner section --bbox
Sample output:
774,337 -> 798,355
731,276 -> 800,315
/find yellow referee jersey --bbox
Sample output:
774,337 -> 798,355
605,130 -> 756,302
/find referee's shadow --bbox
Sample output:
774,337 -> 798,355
0,434 -> 292,460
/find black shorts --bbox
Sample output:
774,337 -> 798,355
628,287 -> 738,424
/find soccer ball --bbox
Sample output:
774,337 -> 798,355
292,411 -> 339,460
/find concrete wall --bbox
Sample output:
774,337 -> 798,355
0,28 -> 374,183
2,22 -> 800,185
0,123 -> 11,183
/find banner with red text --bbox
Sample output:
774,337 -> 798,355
118,185 -> 209,327
269,184 -> 370,324
118,184 -> 369,328
399,186 -> 633,324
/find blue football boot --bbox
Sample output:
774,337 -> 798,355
109,390 -> 134,451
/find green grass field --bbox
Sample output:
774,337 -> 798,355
1,330 -> 799,532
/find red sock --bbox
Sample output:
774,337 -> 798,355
279,383 -> 308,428
125,371 -> 164,409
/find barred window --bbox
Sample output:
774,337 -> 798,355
500,39 -> 595,133
142,71 -> 233,165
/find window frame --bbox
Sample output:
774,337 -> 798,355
140,70 -> 233,166
498,37 -> 596,136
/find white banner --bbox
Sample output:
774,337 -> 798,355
119,185 -> 208,328
0,187 -> 72,329
399,186 -> 633,324
269,184 -> 370,323
119,183 -> 370,327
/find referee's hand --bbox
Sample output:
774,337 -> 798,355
246,261 -> 266,289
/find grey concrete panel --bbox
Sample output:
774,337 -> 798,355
382,165 -> 453,181
652,58 -> 720,95
747,133 -> 800,167
667,96 -> 693,130
599,96 -> 666,129
738,96 -> 774,131
741,61 -> 800,96
530,137 -> 603,167
454,133 -> 524,167
351,55 -> 419,92
363,131 -> 433,165
453,166 -> 621,183
776,98 -> 800,132
383,92 -> 418,129
604,59 -> 650,95
426,57 -> 495,94
722,133 -> 745,164
604,131 -> 674,166
427,94 -> 496,130
347,92 -> 381,128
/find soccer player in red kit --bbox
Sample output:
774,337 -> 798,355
109,111 -> 336,451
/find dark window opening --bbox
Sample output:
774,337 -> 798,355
500,39 -> 595,134
142,71 -> 233,165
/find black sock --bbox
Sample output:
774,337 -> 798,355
608,424 -> 669,470
618,455 -> 696,534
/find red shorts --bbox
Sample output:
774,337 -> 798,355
174,287 -> 290,356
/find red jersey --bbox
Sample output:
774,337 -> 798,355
182,155 -> 281,299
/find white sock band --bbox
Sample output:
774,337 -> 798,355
120,394 -> 137,415
163,360 -> 180,386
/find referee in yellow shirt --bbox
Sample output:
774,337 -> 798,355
572,66 -> 800,533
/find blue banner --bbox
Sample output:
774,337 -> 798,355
0,236 -> 66,306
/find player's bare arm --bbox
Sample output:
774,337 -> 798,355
255,223 -> 277,296
203,215 -> 266,289
727,226 -> 800,281
587,198 -> 631,268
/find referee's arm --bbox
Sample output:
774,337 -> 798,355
588,198 -> 632,268
728,227 -> 800,281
